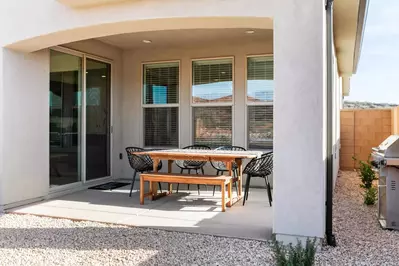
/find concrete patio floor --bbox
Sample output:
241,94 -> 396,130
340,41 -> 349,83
9,182 -> 273,241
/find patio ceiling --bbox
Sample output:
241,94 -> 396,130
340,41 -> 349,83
96,28 -> 273,50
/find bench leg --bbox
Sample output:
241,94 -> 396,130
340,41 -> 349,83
221,183 -> 226,212
140,177 -> 145,205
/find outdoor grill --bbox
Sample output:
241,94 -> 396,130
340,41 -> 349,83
371,135 -> 399,230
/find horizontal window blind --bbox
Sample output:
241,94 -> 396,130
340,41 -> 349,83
192,59 -> 233,103
193,106 -> 232,148
143,62 -> 179,104
144,107 -> 178,147
248,106 -> 273,149
247,56 -> 274,103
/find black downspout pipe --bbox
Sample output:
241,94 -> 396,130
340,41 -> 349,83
325,0 -> 336,247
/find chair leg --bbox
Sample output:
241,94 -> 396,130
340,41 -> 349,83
158,182 -> 162,193
188,169 -> 191,191
243,174 -> 251,206
265,176 -> 272,207
234,181 -> 238,196
213,170 -> 219,196
129,169 -> 137,197
195,169 -> 200,195
177,168 -> 183,193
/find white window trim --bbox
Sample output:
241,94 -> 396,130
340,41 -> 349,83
245,54 -> 274,150
141,60 -> 181,148
190,56 -> 235,146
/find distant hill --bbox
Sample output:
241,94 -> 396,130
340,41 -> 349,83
343,101 -> 398,109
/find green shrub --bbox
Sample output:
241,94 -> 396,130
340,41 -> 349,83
353,156 -> 378,205
271,238 -> 317,266
364,186 -> 378,205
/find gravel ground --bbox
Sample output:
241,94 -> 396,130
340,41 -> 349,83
0,214 -> 273,265
1,171 -> 399,265
316,171 -> 399,265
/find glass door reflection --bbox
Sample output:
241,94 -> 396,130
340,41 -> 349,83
49,50 -> 82,186
85,58 -> 111,180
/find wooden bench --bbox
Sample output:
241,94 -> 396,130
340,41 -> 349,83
140,173 -> 233,212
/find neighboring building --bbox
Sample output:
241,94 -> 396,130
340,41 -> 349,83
0,0 -> 368,243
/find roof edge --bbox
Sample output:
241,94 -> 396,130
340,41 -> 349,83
353,0 -> 369,74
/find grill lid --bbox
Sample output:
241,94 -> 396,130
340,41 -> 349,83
375,135 -> 399,158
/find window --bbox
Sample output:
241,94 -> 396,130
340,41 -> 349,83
143,62 -> 179,147
247,56 -> 274,149
192,58 -> 233,147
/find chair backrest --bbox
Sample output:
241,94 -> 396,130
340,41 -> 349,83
175,145 -> 211,168
125,147 -> 152,171
211,146 -> 246,171
243,152 -> 273,177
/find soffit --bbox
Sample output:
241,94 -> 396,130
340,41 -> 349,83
57,0 -> 135,8
334,0 -> 365,77
96,28 -> 273,50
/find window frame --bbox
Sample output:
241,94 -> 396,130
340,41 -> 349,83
190,56 -> 235,147
245,54 -> 274,150
141,60 -> 181,148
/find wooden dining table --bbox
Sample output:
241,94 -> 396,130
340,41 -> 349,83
135,149 -> 262,207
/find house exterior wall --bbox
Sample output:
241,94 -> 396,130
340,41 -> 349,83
0,0 -> 273,52
0,0 -> 341,242
273,0 -> 327,242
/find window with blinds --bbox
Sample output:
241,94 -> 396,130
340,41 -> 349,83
192,58 -> 233,103
247,56 -> 274,149
193,106 -> 232,148
144,107 -> 178,147
143,62 -> 179,147
143,62 -> 179,104
248,106 -> 273,149
247,56 -> 274,103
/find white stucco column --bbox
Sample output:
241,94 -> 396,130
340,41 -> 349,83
0,49 -> 4,211
0,48 -> 49,207
273,0 -> 326,242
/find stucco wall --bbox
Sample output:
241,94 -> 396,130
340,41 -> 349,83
0,0 -> 273,52
121,39 -> 273,187
1,49 -> 50,205
273,0 -> 327,242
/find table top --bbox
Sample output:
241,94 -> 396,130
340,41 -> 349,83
135,149 -> 263,161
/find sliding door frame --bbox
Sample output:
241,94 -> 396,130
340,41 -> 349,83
49,46 -> 113,191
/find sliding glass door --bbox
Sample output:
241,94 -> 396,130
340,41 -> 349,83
49,50 -> 111,187
49,50 -> 83,186
85,59 -> 111,180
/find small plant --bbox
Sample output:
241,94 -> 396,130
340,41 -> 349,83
364,186 -> 378,205
271,238 -> 317,266
353,156 -> 378,205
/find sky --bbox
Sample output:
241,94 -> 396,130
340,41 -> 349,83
345,0 -> 399,104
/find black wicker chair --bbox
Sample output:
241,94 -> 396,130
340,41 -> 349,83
175,145 -> 211,194
210,146 -> 246,196
243,152 -> 273,206
125,147 -> 162,197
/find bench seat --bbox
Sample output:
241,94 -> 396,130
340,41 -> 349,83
140,172 -> 233,211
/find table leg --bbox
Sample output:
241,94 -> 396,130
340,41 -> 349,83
227,180 -> 232,207
227,158 -> 243,207
236,159 -> 243,198
140,176 -> 145,205
168,160 -> 173,193
226,161 -> 233,207
221,181 -> 226,212
149,158 -> 169,201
